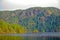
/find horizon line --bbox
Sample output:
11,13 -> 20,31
0,7 -> 60,11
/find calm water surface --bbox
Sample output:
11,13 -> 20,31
0,32 -> 60,40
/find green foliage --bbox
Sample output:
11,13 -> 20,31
0,20 -> 26,34
11,24 -> 26,34
0,20 -> 10,33
0,7 -> 60,33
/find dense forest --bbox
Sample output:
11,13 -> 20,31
0,7 -> 60,34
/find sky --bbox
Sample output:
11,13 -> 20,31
0,0 -> 60,10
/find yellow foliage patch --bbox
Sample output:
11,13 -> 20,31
33,29 -> 39,33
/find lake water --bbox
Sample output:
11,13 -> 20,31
0,32 -> 60,40
0,36 -> 60,40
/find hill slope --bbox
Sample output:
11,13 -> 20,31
0,7 -> 60,33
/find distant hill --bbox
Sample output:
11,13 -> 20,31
0,7 -> 60,33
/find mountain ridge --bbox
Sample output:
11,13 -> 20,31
0,7 -> 60,11
0,7 -> 60,33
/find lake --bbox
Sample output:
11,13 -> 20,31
0,32 -> 60,40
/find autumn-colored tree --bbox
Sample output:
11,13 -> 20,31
11,24 -> 26,34
0,28 -> 5,34
0,20 -> 26,34
33,29 -> 39,33
47,10 -> 52,16
0,20 -> 10,33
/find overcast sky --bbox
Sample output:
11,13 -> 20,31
0,0 -> 60,10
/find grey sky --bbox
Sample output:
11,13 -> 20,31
0,0 -> 60,10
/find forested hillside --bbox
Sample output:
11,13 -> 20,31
0,7 -> 60,34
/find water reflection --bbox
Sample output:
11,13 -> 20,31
0,36 -> 60,40
18,36 -> 60,40
25,37 -> 60,40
